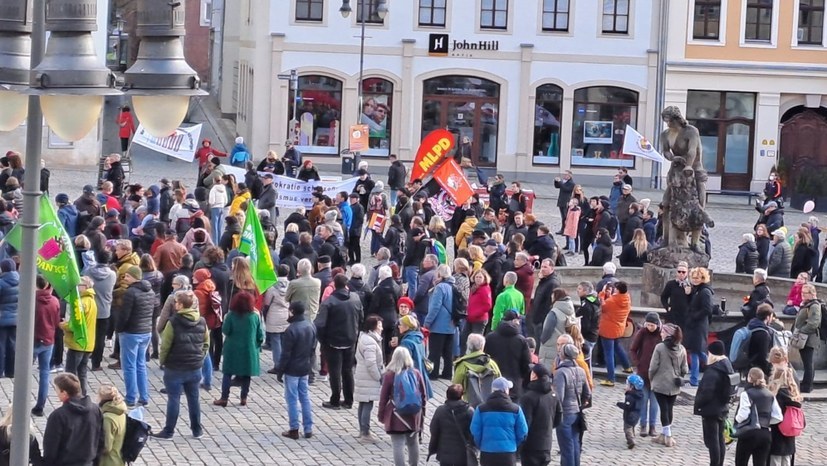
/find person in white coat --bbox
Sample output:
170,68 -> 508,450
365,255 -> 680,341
354,315 -> 384,443
208,174 -> 229,242
264,266 -> 291,377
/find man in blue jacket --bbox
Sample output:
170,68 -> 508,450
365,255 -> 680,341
470,376 -> 528,466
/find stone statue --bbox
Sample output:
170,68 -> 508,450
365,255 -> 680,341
659,106 -> 714,250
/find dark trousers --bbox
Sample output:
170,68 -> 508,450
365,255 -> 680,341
150,306 -> 161,356
558,205 -> 567,232
480,451 -> 516,466
654,392 -> 677,427
702,416 -> 726,466
65,350 -> 91,396
220,374 -> 250,400
428,333 -> 454,379
347,233 -> 361,264
325,345 -> 355,406
0,326 -> 15,377
799,346 -> 815,391
210,328 -> 223,369
520,449 -> 551,466
91,317 -> 109,369
735,428 -> 771,466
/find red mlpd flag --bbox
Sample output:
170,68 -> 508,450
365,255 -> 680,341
433,159 -> 474,206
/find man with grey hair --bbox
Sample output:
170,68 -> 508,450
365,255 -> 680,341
347,264 -> 371,311
452,333 -> 502,407
596,262 -> 618,295
767,229 -> 791,278
287,258 -> 323,385
742,268 -> 771,321
413,254 -> 439,323
424,264 -> 456,379
492,271 -> 525,330
736,233 -> 759,275
367,247 -> 391,289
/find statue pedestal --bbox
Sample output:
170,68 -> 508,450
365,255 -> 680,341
641,247 -> 711,308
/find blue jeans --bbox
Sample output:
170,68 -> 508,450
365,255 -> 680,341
285,375 -> 313,433
201,353 -> 213,389
211,207 -> 225,243
33,343 -> 53,409
639,385 -> 659,427
556,412 -> 581,466
689,351 -> 707,386
567,236 -> 576,251
390,190 -> 398,208
162,368 -> 202,436
601,337 -> 631,382
267,332 -> 283,368
120,332 -> 151,405
0,326 -> 16,377
404,266 -> 419,298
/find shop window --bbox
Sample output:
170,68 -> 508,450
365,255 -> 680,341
422,76 -> 500,167
481,0 -> 508,30
419,0 -> 447,27
359,78 -> 394,157
296,0 -> 324,22
542,0 -> 569,32
693,0 -> 721,39
533,84 -> 563,165
602,0 -> 630,34
570,86 -> 638,168
798,0 -> 825,45
745,0 -> 773,41
359,0 -> 384,24
287,75 -> 343,155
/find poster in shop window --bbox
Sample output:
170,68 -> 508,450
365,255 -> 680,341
583,121 -> 613,144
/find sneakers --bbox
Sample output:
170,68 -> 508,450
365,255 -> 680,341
317,375 -> 329,383
652,434 -> 665,445
49,365 -> 64,374
193,430 -> 204,439
664,436 -> 676,447
622,367 -> 634,374
599,380 -> 615,387
639,425 -> 648,437
357,433 -> 378,444
152,431 -> 174,441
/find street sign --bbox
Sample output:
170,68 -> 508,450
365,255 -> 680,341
277,73 -> 292,80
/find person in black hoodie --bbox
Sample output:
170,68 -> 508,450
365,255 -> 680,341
589,228 -> 614,267
347,193 -> 365,265
484,311 -> 531,401
693,340 -> 735,466
483,240 -> 506,299
294,232 -> 318,270
742,270 -> 772,322
746,304 -> 775,377
42,373 -> 103,466
530,259 -> 561,345
428,384 -> 476,466
519,364 -> 562,465
218,215 -> 241,255
395,195 -> 414,233
387,154 -> 407,206
735,233 -> 760,274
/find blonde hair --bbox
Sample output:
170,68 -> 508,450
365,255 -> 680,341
567,323 -> 584,349
0,405 -> 34,430
98,385 -> 124,405
286,223 -> 299,233
453,258 -> 470,275
467,245 -> 485,263
231,257 -> 256,291
428,215 -> 446,233
632,229 -> 648,257
74,234 -> 91,250
491,232 -> 504,244
768,365 -> 802,401
267,150 -> 279,159
470,268 -> 491,286
690,267 -> 711,284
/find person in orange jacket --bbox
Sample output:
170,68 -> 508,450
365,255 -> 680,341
116,106 -> 136,153
598,280 -> 633,387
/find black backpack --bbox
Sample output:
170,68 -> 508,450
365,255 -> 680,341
815,300 -> 827,341
122,415 -> 151,463
451,287 -> 468,323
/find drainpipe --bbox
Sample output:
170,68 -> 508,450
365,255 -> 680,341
651,0 -> 669,190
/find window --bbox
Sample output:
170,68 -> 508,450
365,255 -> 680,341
287,75 -> 343,155
359,78 -> 394,157
481,0 -> 508,30
686,91 -> 755,189
533,85 -> 563,165
798,0 -> 825,44
295,0 -> 324,21
542,0 -> 569,32
200,0 -> 212,26
419,0 -> 447,27
602,0 -> 630,34
745,0 -> 773,41
693,0 -> 721,39
358,0 -> 384,24
571,86 -> 638,167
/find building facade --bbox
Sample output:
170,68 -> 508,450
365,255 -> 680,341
219,0 -> 664,184
666,0 -> 827,193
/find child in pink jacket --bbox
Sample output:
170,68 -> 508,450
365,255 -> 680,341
564,198 -> 581,253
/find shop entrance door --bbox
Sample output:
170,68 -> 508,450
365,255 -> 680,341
421,96 -> 499,167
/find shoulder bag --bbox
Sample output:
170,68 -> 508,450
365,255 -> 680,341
450,410 -> 479,466
732,395 -> 760,438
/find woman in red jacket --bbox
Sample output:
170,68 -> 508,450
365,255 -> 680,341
116,106 -> 136,153
462,269 -> 492,353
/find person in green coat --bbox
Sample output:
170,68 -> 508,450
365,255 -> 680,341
214,291 -> 265,407
492,272 -> 525,330
98,385 -> 127,466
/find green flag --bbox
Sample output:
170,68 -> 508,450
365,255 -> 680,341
4,195 -> 87,346
238,202 -> 277,293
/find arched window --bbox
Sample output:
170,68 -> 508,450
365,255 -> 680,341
359,78 -> 394,157
288,75 -> 343,155
533,84 -> 563,165
571,86 -> 638,167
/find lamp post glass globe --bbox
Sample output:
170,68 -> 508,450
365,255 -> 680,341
377,2 -> 388,19
132,95 -> 190,138
40,94 -> 104,142
339,1 -> 352,17
0,90 -> 29,132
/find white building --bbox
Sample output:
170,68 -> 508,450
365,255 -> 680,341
219,0 -> 663,184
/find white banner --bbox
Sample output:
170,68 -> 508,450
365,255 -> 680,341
273,175 -> 359,209
622,125 -> 666,164
132,124 -> 203,162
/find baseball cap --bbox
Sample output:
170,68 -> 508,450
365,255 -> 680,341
622,184 -> 632,191
105,209 -> 119,218
83,184 -> 95,194
484,239 -> 498,248
55,193 -> 69,204
502,310 -> 520,322
492,377 -> 513,392
261,172 -> 274,179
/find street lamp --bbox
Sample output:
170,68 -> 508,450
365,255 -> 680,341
123,0 -> 207,138
340,0 -> 389,128
0,3 -> 31,131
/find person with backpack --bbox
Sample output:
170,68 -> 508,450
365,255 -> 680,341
154,291 -> 209,440
229,137 -> 251,168
767,347 -> 804,465
453,333 -> 502,407
743,304 -> 776,377
519,364 -> 562,466
794,284 -> 822,392
693,340 -> 736,466
378,346 -> 428,466
97,385 -> 126,466
396,315 -> 434,399
734,368 -> 783,466
42,373 -> 103,466
470,375 -> 528,466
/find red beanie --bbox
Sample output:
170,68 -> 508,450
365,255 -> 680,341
397,297 -> 414,310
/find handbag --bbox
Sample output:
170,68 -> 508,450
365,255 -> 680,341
622,318 -> 635,338
450,411 -> 479,466
732,400 -> 760,438
790,331 -> 808,350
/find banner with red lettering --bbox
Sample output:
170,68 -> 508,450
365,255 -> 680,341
433,159 -> 474,206
132,124 -> 203,162
410,129 -> 455,182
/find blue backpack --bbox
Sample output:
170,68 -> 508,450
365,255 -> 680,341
231,151 -> 250,166
393,369 -> 423,416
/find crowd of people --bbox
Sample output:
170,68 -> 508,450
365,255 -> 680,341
0,147 -> 821,466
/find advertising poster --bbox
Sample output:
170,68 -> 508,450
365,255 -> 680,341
583,121 -> 613,144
